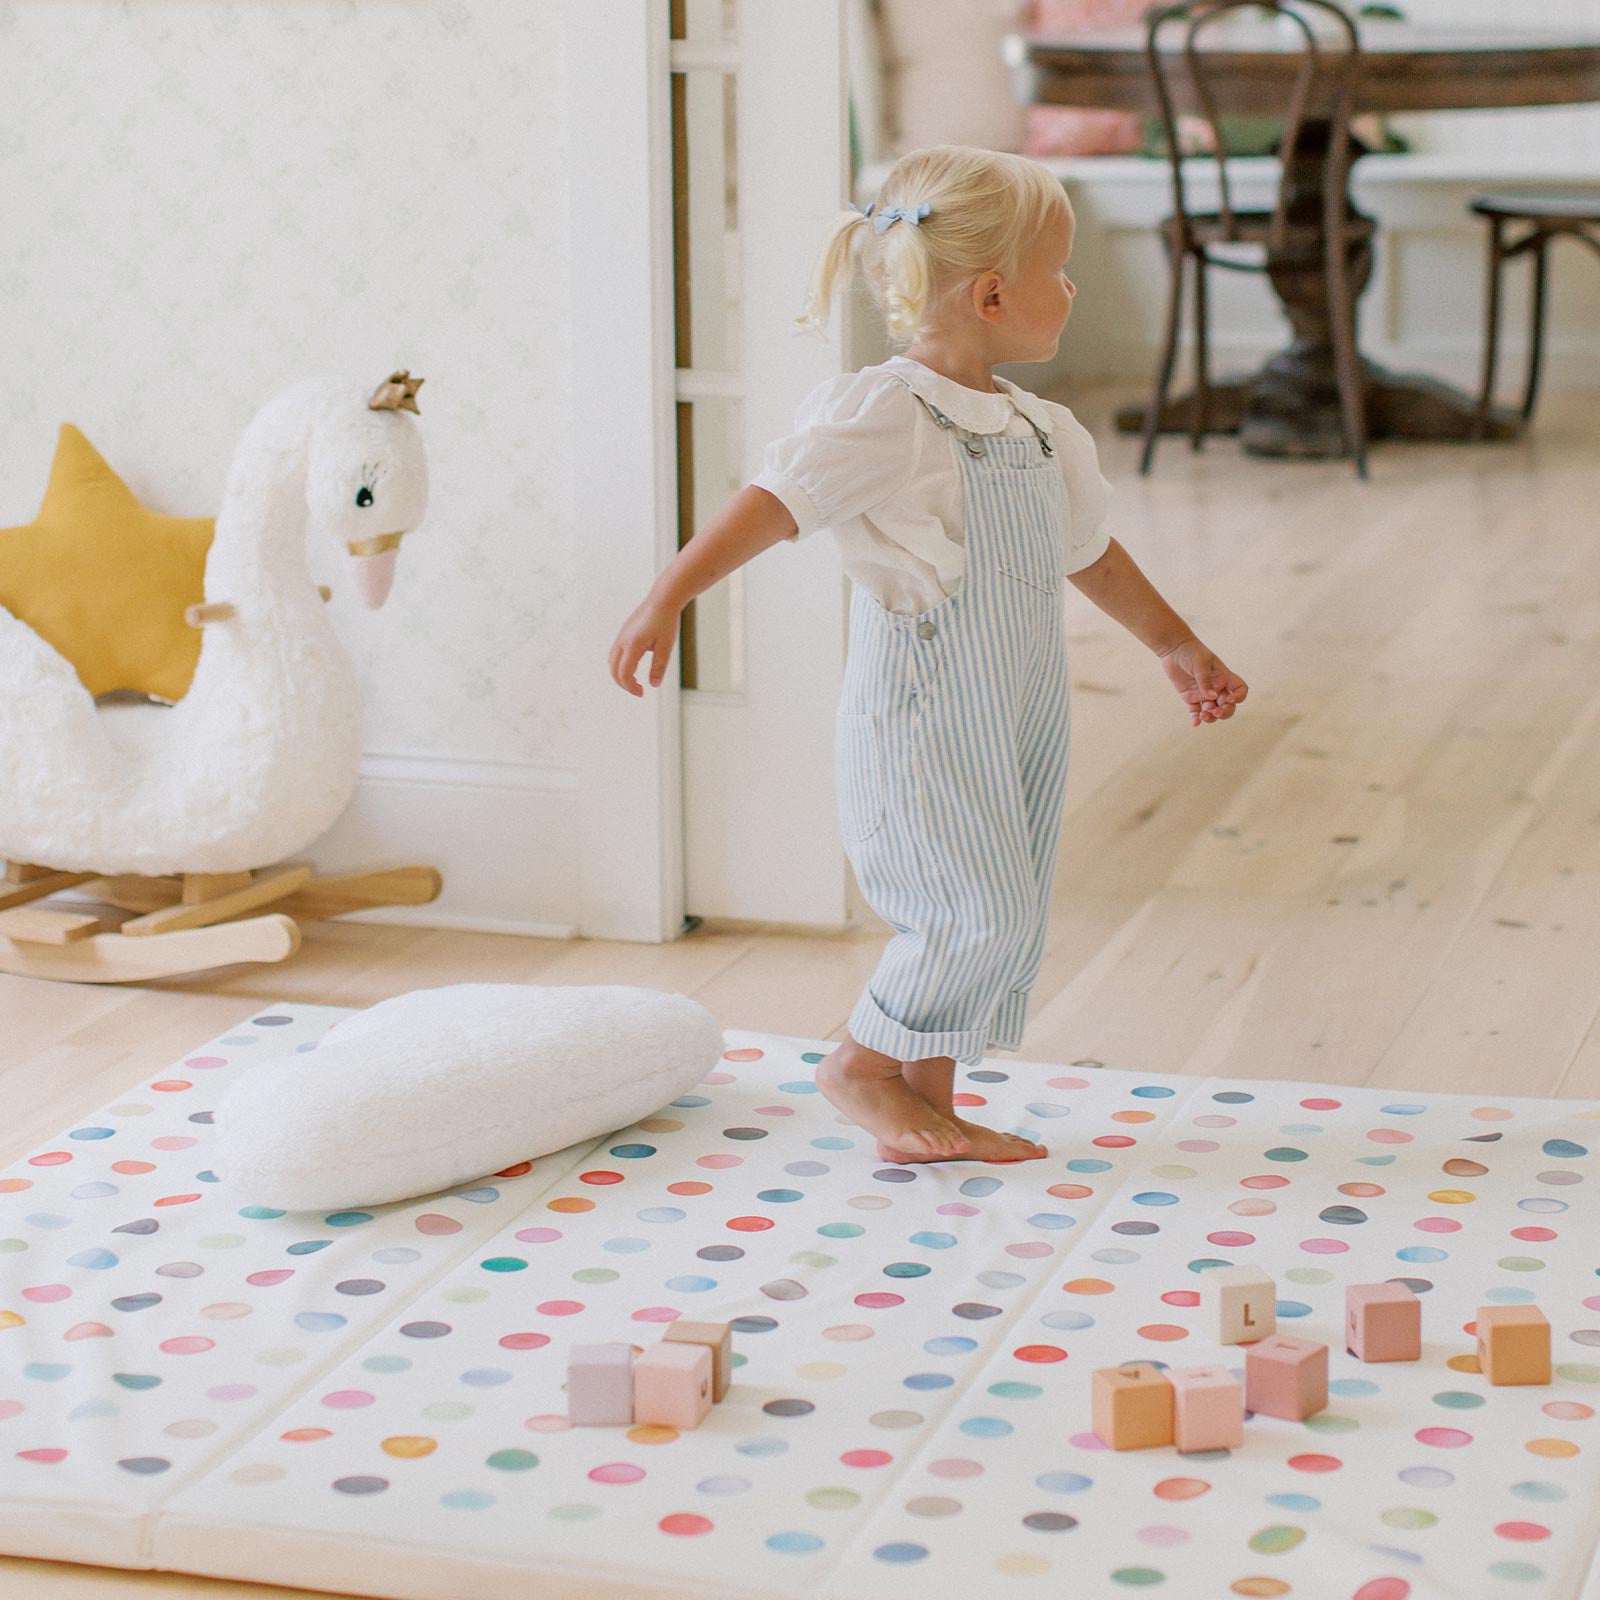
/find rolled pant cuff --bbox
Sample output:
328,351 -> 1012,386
988,987 -> 1030,1051
848,987 -> 992,1068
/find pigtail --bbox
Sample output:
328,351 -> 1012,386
793,208 -> 871,340
794,146 -> 1070,350
876,218 -> 935,347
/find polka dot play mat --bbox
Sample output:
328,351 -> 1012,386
4,1004 -> 1600,1600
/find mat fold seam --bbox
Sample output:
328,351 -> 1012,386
809,1064 -> 1225,1598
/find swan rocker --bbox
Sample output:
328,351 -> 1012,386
0,369 -> 443,983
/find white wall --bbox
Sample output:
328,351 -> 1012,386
0,1 -> 581,933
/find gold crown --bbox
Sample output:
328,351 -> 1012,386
368,370 -> 424,414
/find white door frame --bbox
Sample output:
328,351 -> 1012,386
681,0 -> 853,929
568,1 -> 852,942
567,2 -> 685,943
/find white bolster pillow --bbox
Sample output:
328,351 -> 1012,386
213,982 -> 725,1210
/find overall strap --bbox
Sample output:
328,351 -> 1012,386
896,377 -> 1055,460
1010,400 -> 1055,458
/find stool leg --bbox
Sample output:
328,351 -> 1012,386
1473,215 -> 1505,442
1190,255 -> 1210,453
1141,243 -> 1187,476
1521,231 -> 1549,426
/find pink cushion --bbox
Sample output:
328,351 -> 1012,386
1024,0 -> 1147,156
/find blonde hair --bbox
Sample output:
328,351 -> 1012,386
794,144 -> 1071,348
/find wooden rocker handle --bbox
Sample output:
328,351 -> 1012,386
185,589 -> 330,627
185,602 -> 235,627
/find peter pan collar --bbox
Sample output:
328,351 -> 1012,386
881,355 -> 1054,437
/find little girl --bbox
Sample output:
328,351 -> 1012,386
610,145 -> 1247,1167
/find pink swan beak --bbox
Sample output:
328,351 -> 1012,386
345,534 -> 406,609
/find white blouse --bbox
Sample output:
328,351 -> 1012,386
750,354 -> 1113,617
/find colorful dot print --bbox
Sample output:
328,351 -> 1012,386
4,1011 -> 1600,1599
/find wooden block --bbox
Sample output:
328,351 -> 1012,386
1169,1364 -> 1244,1451
1092,1363 -> 1174,1450
663,1319 -> 734,1402
1244,1335 -> 1328,1421
633,1341 -> 713,1429
1477,1305 -> 1551,1386
1346,1282 -> 1421,1362
1200,1263 -> 1276,1345
566,1342 -> 634,1425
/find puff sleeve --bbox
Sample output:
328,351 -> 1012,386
749,370 -> 922,542
1041,397 -> 1114,574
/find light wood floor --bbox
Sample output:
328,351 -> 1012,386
3,387 -> 1599,1599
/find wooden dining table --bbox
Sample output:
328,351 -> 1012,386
1004,23 -> 1600,460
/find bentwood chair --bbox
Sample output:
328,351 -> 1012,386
1469,189 -> 1600,440
1139,0 -> 1371,479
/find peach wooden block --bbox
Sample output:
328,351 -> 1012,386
1346,1282 -> 1421,1362
663,1318 -> 734,1402
1477,1305 -> 1551,1385
1244,1335 -> 1328,1421
1169,1365 -> 1244,1451
566,1342 -> 634,1426
1092,1363 -> 1174,1450
633,1340 -> 713,1428
1201,1263 -> 1276,1345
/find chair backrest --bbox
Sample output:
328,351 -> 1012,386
1145,0 -> 1362,254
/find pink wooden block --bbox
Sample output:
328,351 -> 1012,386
566,1342 -> 634,1426
1346,1282 -> 1421,1363
632,1340 -> 713,1429
1244,1335 -> 1328,1422
1169,1365 -> 1244,1451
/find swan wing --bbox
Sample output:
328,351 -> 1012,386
0,602 -> 115,862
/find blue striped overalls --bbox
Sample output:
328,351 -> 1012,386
836,375 -> 1072,1069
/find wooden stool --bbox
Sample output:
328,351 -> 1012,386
1470,188 -> 1600,439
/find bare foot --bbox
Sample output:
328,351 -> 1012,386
816,1043 -> 971,1159
877,1118 -> 1048,1165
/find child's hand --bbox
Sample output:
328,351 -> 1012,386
1156,635 -> 1248,726
609,595 -> 684,696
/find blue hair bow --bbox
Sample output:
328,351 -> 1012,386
850,200 -> 932,234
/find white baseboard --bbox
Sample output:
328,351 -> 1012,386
312,750 -> 580,936
56,751 -> 582,940
1074,339 -> 1598,394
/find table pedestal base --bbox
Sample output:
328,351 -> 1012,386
1115,349 -> 1523,460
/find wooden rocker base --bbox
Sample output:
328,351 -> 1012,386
0,913 -> 300,984
0,859 -> 442,984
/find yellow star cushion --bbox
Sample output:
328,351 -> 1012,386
0,425 -> 213,703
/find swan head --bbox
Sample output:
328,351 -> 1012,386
307,370 -> 430,610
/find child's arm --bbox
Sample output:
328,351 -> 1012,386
1068,538 -> 1248,727
609,485 -> 797,696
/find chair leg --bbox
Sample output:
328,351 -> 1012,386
1140,246 -> 1187,476
1521,231 -> 1550,426
1190,255 -> 1210,452
1472,215 -> 1505,442
1324,222 -> 1368,480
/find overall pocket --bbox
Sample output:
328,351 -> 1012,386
993,529 -> 1063,594
835,711 -> 886,842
